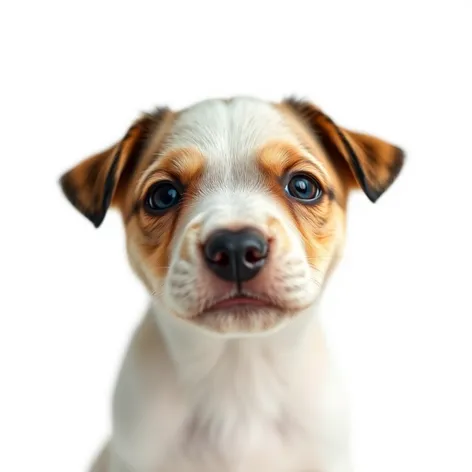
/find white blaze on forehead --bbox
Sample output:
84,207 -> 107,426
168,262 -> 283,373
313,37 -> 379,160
166,97 -> 299,169
161,98 -> 304,243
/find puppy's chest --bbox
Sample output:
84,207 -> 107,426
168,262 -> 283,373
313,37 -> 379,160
161,353 -> 318,471
160,403 -> 316,472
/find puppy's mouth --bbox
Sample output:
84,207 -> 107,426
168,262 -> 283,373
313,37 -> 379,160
200,293 -> 281,316
187,290 -> 301,332
208,296 -> 272,311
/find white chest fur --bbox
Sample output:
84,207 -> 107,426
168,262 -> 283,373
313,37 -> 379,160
109,307 -> 349,472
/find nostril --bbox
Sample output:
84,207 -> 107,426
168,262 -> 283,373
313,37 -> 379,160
203,232 -> 234,267
244,246 -> 267,265
209,250 -> 230,266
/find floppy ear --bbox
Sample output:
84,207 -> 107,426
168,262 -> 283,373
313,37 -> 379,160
60,109 -> 168,227
285,98 -> 405,202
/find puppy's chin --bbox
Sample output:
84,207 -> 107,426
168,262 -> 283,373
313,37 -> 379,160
190,305 -> 292,335
153,288 -> 321,336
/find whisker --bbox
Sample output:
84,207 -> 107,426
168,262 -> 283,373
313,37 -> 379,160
151,282 -> 166,298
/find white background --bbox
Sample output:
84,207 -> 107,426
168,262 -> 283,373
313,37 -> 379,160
1,2 -> 471,471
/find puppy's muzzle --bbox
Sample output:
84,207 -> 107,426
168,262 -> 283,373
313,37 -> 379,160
203,228 -> 269,283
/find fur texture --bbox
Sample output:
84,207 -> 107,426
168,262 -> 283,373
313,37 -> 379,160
61,96 -> 404,472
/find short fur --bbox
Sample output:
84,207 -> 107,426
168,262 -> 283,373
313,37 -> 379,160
60,96 -> 404,472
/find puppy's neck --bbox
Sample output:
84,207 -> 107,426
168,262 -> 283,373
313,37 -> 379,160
148,302 -> 328,459
151,302 -> 323,389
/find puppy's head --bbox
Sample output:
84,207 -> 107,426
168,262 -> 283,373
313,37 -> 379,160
60,97 -> 404,335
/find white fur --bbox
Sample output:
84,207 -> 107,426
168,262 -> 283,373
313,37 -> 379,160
93,97 -> 352,472
100,305 -> 351,472
167,97 -> 299,165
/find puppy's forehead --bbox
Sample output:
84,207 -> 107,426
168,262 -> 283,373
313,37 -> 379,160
166,97 -> 299,167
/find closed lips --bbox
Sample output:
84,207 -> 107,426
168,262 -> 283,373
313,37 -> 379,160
206,296 -> 275,312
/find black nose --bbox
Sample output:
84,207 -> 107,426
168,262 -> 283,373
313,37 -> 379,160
204,229 -> 269,283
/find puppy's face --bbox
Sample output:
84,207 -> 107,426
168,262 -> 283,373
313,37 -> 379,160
61,97 -> 404,335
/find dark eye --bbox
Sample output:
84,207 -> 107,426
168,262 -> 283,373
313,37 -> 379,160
285,174 -> 323,202
144,181 -> 182,213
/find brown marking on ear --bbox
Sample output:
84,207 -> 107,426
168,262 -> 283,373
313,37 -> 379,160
60,107 -> 170,227
60,144 -> 117,227
282,98 -> 405,202
341,130 -> 404,198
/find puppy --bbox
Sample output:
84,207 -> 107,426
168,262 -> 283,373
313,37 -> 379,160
60,96 -> 404,472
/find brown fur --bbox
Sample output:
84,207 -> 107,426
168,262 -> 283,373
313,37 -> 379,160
282,98 -> 405,202
129,147 -> 206,279
257,140 -> 342,268
60,97 -> 404,286
60,109 -> 171,227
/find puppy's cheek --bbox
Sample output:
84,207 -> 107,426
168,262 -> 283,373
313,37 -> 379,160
163,222 -> 204,317
312,211 -> 346,277
271,257 -> 321,309
250,220 -> 317,309
266,217 -> 332,308
267,216 -> 293,254
164,260 -> 200,317
125,222 -> 173,297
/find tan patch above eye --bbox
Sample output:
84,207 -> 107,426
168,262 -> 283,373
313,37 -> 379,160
257,141 -> 329,185
138,147 -> 205,194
